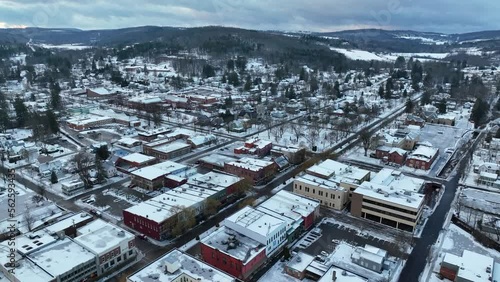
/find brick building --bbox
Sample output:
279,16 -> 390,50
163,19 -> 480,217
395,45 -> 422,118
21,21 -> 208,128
224,157 -> 278,185
405,145 -> 439,170
375,147 -> 408,165
234,138 -> 273,157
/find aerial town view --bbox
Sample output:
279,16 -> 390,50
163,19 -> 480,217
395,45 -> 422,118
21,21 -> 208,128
0,1 -> 500,282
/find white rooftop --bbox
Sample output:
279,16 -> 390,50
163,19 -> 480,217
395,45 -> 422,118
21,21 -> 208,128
121,153 -> 156,164
154,141 -> 191,153
318,265 -> 368,282
128,249 -> 235,282
258,190 -> 319,219
131,160 -> 187,180
306,159 -> 370,184
226,157 -> 274,172
202,226 -> 265,263
44,212 -> 92,235
409,145 -> 438,161
75,219 -> 134,255
223,206 -> 285,239
355,181 -> 425,210
442,250 -> 494,282
286,252 -> 315,272
28,238 -> 96,278
371,169 -> 425,193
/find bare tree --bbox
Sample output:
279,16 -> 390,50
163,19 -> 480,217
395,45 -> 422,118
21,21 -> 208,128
290,123 -> 302,143
304,120 -> 320,150
203,198 -> 221,218
73,150 -> 94,189
23,203 -> 35,232
359,129 -> 373,156
170,206 -> 197,237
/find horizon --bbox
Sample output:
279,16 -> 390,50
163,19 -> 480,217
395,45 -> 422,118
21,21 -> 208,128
2,24 -> 500,35
1,1 -> 499,34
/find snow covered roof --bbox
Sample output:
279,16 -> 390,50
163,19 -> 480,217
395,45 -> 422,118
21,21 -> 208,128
117,137 -> 142,146
154,141 -> 191,153
409,145 -> 438,162
287,252 -> 315,272
355,181 -> 425,210
66,115 -> 112,126
202,226 -> 265,263
226,157 -> 274,172
371,169 -> 425,193
44,212 -> 93,234
74,219 -> 134,255
128,248 -> 236,282
258,190 -> 319,219
442,250 -> 494,282
223,206 -> 285,242
131,161 -> 187,180
120,153 -> 156,164
199,154 -> 238,167
351,245 -> 387,265
318,265 -> 367,282
188,134 -> 216,146
28,237 -> 96,278
305,159 -> 370,185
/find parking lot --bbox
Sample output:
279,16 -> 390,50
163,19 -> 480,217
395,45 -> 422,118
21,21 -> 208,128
295,211 -> 413,260
80,185 -> 153,219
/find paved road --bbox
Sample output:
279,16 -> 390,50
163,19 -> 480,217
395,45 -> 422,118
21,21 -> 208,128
399,130 -> 485,282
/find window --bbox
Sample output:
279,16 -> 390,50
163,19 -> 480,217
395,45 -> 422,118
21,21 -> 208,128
305,187 -> 310,192
312,189 -> 315,194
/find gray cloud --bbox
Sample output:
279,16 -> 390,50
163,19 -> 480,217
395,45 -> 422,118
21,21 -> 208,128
0,0 -> 498,33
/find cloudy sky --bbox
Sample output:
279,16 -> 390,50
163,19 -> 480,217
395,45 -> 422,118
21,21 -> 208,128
0,0 -> 498,34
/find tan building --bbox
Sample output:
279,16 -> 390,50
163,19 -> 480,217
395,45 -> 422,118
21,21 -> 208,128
351,182 -> 425,232
293,160 -> 371,210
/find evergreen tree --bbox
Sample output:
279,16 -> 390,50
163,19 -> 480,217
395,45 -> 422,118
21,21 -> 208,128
244,75 -> 252,91
437,98 -> 447,114
421,91 -> 431,105
202,64 -> 216,78
378,85 -> 385,99
50,171 -> 58,184
46,110 -> 59,135
94,155 -> 107,183
310,75 -> 319,93
334,81 -> 341,98
13,96 -> 29,127
471,98 -> 489,128
405,99 -> 414,113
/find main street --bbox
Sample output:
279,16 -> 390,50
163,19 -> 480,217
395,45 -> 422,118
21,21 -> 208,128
5,93 -> 423,282
399,129 -> 485,282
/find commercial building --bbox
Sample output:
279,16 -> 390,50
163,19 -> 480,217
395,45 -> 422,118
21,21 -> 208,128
293,160 -> 371,210
143,139 -> 191,160
201,226 -> 267,280
351,181 -> 425,232
61,179 -> 85,196
198,153 -> 238,170
405,145 -> 439,170
234,138 -> 273,157
137,127 -> 173,142
440,250 -> 497,282
375,147 -> 408,165
86,87 -> 119,99
222,206 -> 287,257
123,172 -> 242,240
224,157 -> 278,185
127,248 -> 236,282
115,152 -> 157,173
0,234 -> 98,282
129,161 -> 188,190
67,115 -> 113,131
351,245 -> 388,273
74,219 -> 137,275
256,190 -> 320,242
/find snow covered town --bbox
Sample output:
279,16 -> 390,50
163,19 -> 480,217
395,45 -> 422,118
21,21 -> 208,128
1,22 -> 500,282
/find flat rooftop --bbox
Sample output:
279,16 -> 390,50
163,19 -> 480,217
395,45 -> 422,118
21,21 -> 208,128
199,153 -> 238,167
75,219 -> 134,255
153,141 -> 191,153
306,159 -> 370,184
120,153 -> 155,164
224,206 -> 285,238
202,226 -> 265,263
371,169 -> 426,193
258,190 -> 319,218
28,238 -> 96,278
355,182 -> 425,210
44,212 -> 92,234
226,157 -> 274,172
442,250 -> 494,282
128,249 -> 235,282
